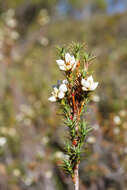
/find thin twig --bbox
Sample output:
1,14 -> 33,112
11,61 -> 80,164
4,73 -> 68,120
74,163 -> 79,190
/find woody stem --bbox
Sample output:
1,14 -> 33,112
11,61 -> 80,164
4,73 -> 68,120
73,110 -> 80,190
74,163 -> 79,190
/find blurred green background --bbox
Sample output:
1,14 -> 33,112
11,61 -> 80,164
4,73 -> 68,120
0,0 -> 127,189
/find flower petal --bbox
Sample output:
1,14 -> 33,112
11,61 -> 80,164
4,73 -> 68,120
82,86 -> 88,91
48,96 -> 56,102
58,91 -> 65,99
59,65 -> 66,71
59,84 -> 67,92
56,59 -> 65,66
90,82 -> 98,91
70,56 -> 75,64
83,80 -> 90,88
81,79 -> 86,86
53,87 -> 59,94
87,75 -> 93,83
65,53 -> 71,63
72,62 -> 77,71
62,79 -> 68,84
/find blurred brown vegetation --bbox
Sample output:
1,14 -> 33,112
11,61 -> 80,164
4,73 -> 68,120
0,0 -> 127,189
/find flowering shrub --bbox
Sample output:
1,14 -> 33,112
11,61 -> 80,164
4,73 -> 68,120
49,43 -> 98,190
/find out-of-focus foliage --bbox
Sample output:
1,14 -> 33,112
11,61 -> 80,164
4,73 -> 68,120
2,0 -> 58,8
69,0 -> 107,10
0,0 -> 127,189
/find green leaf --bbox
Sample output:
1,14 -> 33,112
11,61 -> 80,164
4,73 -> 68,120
83,52 -> 89,61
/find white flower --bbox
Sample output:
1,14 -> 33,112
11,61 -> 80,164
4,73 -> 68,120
81,75 -> 98,91
62,79 -> 68,84
39,37 -> 49,46
45,170 -> 53,179
10,31 -> 20,40
54,151 -> 64,159
5,18 -> 17,28
91,94 -> 100,102
113,116 -> 121,125
87,136 -> 96,144
54,151 -> 69,160
48,81 -> 68,102
56,53 -> 77,71
5,9 -> 15,18
0,137 -> 7,146
41,136 -> 49,145
24,176 -> 33,186
13,169 -> 21,177
59,84 -> 67,92
48,94 -> 57,102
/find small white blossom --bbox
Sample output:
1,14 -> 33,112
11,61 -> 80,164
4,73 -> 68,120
59,84 -> 67,92
54,151 -> 64,159
54,151 -> 69,160
10,31 -> 20,40
62,79 -> 68,84
0,137 -> 7,146
5,9 -> 15,18
48,81 -> 67,102
56,53 -> 77,71
39,37 -> 49,46
13,169 -> 21,177
87,136 -> 96,144
81,75 -> 98,91
113,116 -> 121,125
45,170 -> 53,179
92,94 -> 100,102
41,136 -> 49,145
5,18 -> 17,28
24,176 -> 33,186
38,9 -> 50,25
